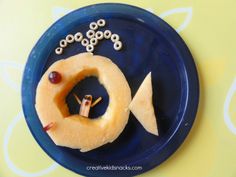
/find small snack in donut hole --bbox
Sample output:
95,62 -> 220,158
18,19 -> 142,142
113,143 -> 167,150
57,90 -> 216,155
35,53 -> 131,152
73,93 -> 102,117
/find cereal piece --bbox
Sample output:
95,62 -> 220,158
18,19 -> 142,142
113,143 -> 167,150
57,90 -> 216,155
66,34 -> 75,43
74,32 -> 83,42
95,31 -> 104,40
81,38 -> 89,46
86,30 -> 95,39
111,34 -> 120,42
89,22 -> 98,30
59,39 -> 67,48
55,47 -> 63,55
90,38 -> 98,46
114,41 -> 122,51
97,19 -> 106,27
104,30 -> 112,39
86,44 -> 94,53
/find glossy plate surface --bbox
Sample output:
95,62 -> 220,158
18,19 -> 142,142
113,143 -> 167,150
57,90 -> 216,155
22,3 -> 199,177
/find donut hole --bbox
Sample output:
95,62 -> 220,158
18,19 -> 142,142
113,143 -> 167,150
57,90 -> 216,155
36,54 -> 132,150
66,76 -> 109,119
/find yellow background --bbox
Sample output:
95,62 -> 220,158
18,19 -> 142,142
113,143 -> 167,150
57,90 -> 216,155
1,0 -> 236,177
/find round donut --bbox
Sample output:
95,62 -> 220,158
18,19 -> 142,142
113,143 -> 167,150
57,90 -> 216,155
35,53 -> 131,152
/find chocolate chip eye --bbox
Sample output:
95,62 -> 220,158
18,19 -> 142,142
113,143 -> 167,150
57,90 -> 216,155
48,71 -> 62,84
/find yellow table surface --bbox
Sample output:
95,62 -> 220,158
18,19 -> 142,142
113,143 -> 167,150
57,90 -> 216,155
1,0 -> 236,177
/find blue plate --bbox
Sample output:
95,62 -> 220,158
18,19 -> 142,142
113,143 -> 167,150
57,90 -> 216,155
21,3 -> 199,177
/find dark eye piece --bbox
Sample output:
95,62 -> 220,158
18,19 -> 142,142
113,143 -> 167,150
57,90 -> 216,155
48,71 -> 62,84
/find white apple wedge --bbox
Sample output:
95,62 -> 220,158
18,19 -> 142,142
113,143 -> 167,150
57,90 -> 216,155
129,72 -> 159,136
